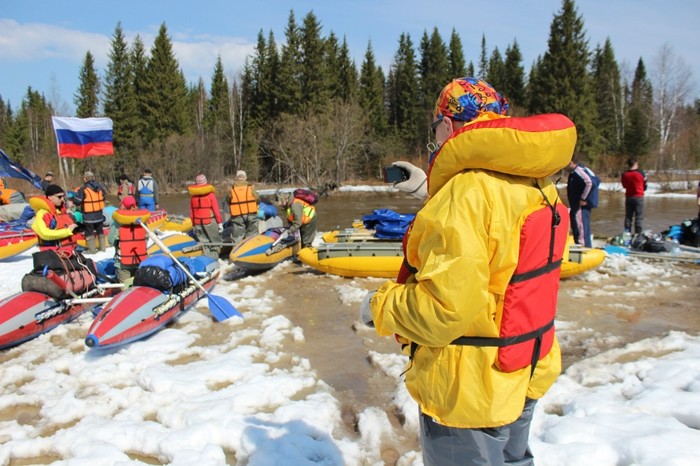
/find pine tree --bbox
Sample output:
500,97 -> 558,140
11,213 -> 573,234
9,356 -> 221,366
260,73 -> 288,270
528,0 -> 598,159
592,38 -> 623,156
336,36 -> 358,101
447,28 -> 467,78
358,41 -> 387,136
278,10 -> 303,114
299,11 -> 327,113
388,33 -> 422,149
74,51 -> 100,118
141,23 -> 190,142
467,61 -> 475,77
130,35 -> 149,145
502,40 -> 526,110
419,28 -> 450,112
624,58 -> 653,158
478,35 -> 488,79
206,56 -> 231,137
486,47 -> 506,92
103,22 -> 139,160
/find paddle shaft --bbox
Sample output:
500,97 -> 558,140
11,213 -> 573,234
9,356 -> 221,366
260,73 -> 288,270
138,222 -> 213,297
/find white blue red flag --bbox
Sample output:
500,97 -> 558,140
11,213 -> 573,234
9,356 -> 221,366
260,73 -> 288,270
51,116 -> 114,159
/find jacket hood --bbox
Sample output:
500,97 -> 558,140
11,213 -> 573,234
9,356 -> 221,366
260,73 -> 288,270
427,113 -> 577,197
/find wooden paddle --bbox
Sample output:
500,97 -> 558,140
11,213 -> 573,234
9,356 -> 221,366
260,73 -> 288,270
137,220 -> 242,321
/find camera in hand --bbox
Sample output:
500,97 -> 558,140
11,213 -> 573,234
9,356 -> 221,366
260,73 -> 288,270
383,166 -> 409,183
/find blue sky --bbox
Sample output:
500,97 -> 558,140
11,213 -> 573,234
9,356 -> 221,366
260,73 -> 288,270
1,0 -> 699,114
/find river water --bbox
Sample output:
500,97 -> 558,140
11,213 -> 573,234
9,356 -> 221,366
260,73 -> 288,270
155,188 -> 699,462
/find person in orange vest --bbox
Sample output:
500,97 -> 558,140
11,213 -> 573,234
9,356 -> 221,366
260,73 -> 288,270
224,170 -> 259,245
74,170 -> 107,254
107,195 -> 149,283
189,173 -> 223,258
30,184 -> 79,252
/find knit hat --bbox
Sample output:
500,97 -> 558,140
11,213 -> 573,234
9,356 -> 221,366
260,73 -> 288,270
195,174 -> 207,185
236,170 -> 247,181
434,77 -> 508,123
45,184 -> 65,197
121,195 -> 137,209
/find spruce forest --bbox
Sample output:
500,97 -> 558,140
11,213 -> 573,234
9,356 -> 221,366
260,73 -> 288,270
0,0 -> 698,193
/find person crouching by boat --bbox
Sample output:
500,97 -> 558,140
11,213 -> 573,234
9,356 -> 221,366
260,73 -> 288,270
75,170 -> 107,254
30,184 -> 79,253
108,195 -> 149,283
280,191 -> 317,248
189,173 -> 223,259
225,170 -> 259,245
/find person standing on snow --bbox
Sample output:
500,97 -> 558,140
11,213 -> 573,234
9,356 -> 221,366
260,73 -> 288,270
566,159 -> 598,247
225,170 -> 259,245
74,170 -> 107,254
360,77 -> 576,466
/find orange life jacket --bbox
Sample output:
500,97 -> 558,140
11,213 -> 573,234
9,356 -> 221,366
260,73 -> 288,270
286,199 -> 316,225
229,185 -> 257,216
0,188 -> 17,205
114,209 -> 150,266
82,186 -> 105,213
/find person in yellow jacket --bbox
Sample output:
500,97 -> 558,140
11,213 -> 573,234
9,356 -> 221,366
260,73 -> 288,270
360,78 -> 577,466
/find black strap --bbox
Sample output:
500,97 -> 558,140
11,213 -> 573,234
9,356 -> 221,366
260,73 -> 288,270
450,319 -> 554,347
509,259 -> 562,284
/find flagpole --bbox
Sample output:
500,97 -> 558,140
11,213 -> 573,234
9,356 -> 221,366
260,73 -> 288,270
51,116 -> 66,189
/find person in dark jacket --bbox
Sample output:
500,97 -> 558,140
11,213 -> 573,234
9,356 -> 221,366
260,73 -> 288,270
620,158 -> 648,234
40,171 -> 54,193
566,159 -> 598,247
74,170 -> 107,253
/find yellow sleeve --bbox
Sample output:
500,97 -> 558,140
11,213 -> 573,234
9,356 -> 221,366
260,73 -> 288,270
371,175 -> 494,347
31,209 -> 73,241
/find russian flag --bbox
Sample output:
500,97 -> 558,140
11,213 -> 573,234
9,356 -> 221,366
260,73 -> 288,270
51,116 -> 114,159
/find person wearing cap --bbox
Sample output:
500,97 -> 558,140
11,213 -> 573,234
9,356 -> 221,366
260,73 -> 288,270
224,170 -> 259,245
188,173 -> 223,258
30,184 -> 79,252
40,171 -> 55,193
135,169 -> 159,211
359,77 -> 576,465
108,195 -> 149,282
74,170 -> 107,254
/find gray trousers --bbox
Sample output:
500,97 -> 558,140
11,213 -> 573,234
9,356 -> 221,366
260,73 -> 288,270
231,214 -> 259,245
624,197 -> 644,234
193,222 -> 222,259
420,398 -> 537,466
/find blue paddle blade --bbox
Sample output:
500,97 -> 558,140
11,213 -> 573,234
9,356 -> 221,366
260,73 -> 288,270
207,294 -> 242,321
603,245 -> 629,256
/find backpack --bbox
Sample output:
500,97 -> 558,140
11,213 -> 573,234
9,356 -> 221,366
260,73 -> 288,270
582,166 -> 601,208
293,188 -> 318,205
134,255 -> 191,292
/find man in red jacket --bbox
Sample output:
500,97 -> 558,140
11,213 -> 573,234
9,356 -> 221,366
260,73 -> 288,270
620,158 -> 648,234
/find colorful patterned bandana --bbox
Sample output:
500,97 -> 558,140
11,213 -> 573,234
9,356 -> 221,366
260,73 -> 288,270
434,77 -> 508,122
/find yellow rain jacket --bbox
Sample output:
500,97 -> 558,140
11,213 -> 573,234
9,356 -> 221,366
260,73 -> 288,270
370,112 -> 577,428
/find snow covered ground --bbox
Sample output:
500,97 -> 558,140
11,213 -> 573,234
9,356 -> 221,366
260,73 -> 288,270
1,181 -> 699,465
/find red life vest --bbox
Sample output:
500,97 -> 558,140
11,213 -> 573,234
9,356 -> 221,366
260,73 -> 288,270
191,194 -> 216,225
82,186 -> 105,213
33,197 -> 77,252
229,185 -> 257,216
114,209 -> 150,266
450,196 -> 569,374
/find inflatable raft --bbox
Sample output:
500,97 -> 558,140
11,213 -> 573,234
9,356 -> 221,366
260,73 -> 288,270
229,228 -> 300,272
85,255 -> 220,349
298,239 -> 606,279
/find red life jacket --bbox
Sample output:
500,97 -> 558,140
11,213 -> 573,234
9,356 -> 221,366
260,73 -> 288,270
450,196 -> 569,374
229,185 -> 257,216
191,193 -> 216,225
33,197 -> 77,252
114,209 -> 150,266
